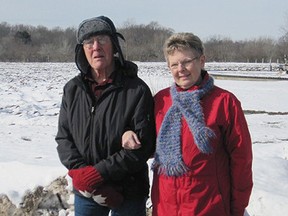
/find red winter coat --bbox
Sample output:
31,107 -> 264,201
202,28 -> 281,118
151,73 -> 253,216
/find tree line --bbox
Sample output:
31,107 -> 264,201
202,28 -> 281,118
0,21 -> 288,63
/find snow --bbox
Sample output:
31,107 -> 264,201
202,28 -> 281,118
1,62 -> 288,215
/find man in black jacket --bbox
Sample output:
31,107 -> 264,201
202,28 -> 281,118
55,15 -> 156,216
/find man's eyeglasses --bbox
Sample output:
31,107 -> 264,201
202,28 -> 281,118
82,35 -> 110,49
170,56 -> 199,71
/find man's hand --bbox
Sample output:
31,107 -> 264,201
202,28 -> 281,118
122,130 -> 141,150
68,166 -> 104,195
92,184 -> 124,208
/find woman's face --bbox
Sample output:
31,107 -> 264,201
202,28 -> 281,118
82,35 -> 114,72
167,49 -> 205,89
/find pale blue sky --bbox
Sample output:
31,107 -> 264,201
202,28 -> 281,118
0,0 -> 287,41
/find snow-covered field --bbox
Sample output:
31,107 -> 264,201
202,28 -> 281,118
0,62 -> 288,215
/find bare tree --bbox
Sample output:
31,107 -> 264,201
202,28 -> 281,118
119,21 -> 173,61
204,35 -> 237,62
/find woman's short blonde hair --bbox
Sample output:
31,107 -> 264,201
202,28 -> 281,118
163,32 -> 204,60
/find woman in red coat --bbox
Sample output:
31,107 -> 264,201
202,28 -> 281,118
150,32 -> 253,216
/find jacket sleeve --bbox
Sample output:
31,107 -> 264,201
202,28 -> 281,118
94,83 -> 156,181
55,83 -> 87,170
224,94 -> 253,216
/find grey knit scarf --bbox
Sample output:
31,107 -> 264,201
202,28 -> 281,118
152,76 -> 215,177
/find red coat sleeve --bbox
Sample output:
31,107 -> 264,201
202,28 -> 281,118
224,94 -> 253,216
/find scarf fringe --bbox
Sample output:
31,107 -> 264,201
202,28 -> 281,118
152,160 -> 190,177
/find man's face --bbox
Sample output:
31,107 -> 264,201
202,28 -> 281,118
82,35 -> 114,72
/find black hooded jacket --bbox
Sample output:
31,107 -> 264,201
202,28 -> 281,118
55,58 -> 156,199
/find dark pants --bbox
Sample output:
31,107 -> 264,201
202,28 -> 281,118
74,194 -> 147,216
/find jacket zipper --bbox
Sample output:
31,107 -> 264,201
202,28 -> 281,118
88,85 -> 122,162
91,105 -> 95,114
90,85 -> 122,113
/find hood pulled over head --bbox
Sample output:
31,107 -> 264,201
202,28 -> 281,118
75,16 -> 126,74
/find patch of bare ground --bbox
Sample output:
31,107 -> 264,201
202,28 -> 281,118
0,176 -> 153,216
0,176 -> 72,216
244,110 -> 288,115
